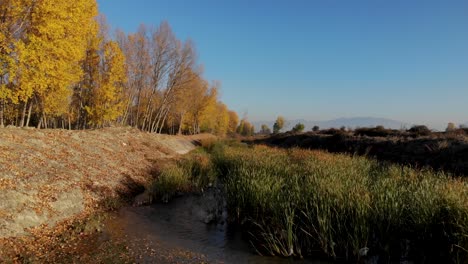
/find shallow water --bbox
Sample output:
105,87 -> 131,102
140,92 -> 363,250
104,193 -> 324,263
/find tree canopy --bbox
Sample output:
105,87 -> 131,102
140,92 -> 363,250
292,123 -> 304,133
0,1 -> 238,135
273,116 -> 285,133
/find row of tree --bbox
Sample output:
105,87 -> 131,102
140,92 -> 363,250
259,118 -> 465,136
0,0 -> 240,135
259,116 -> 305,135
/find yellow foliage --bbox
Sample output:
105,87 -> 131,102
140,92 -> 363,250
214,102 -> 229,136
0,3 -> 236,132
17,0 -> 98,115
0,0 -> 26,102
199,86 -> 218,132
227,110 -> 239,134
85,41 -> 126,127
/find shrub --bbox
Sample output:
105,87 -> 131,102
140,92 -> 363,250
199,137 -> 217,150
319,128 -> 347,136
273,116 -> 285,134
355,126 -> 399,137
260,124 -> 271,134
408,125 -> 431,136
446,122 -> 456,132
292,123 -> 305,133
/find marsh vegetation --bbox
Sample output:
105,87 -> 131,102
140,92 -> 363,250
150,139 -> 468,262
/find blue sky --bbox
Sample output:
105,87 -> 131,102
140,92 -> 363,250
97,0 -> 468,129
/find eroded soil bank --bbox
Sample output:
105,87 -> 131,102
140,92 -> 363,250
0,127 -> 211,261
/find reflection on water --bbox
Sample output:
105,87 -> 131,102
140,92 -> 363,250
105,194 -> 323,264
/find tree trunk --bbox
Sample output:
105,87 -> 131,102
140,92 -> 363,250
36,97 -> 44,129
151,106 -> 164,133
135,88 -> 142,128
37,116 -> 42,129
0,76 -> 4,127
177,112 -> 184,135
20,100 -> 28,127
145,104 -> 157,132
25,100 -> 33,127
0,99 -> 4,128
68,114 -> 72,130
43,114 -> 47,129
158,107 -> 170,134
15,109 -> 19,126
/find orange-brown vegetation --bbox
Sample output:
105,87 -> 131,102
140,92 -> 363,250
251,128 -> 468,176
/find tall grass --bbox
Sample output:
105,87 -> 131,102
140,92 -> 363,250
150,140 -> 468,261
212,145 -> 468,261
149,148 -> 216,202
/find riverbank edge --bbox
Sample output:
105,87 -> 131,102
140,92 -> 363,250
0,127 -> 213,262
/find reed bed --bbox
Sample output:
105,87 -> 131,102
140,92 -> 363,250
153,140 -> 468,261
150,149 -> 216,202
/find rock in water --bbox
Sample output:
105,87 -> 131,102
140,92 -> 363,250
359,247 -> 369,257
204,213 -> 215,224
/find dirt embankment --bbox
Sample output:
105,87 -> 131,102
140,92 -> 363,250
250,132 -> 468,176
0,127 -> 209,239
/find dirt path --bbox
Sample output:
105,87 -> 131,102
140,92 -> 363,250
0,127 -> 210,240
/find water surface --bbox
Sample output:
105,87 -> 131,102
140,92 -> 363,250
104,193 -> 323,263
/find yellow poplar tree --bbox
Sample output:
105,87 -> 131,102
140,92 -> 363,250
227,110 -> 239,134
17,0 -> 98,127
86,41 -> 126,127
213,102 -> 229,136
198,86 -> 218,133
0,0 -> 28,126
182,75 -> 209,134
71,16 -> 100,129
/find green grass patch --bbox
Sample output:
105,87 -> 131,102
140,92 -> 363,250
149,149 -> 217,202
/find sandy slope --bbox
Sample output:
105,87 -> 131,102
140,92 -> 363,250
0,127 -> 208,238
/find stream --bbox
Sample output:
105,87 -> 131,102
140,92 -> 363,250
99,190 -> 324,263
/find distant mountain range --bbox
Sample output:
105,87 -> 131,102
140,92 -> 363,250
253,117 -> 409,132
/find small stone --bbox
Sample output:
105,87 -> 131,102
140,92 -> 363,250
359,247 -> 369,257
203,213 -> 214,224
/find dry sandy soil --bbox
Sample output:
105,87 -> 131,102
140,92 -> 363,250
0,127 -> 209,240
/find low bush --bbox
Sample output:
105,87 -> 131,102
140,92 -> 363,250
355,126 -> 400,137
292,123 -> 305,133
319,128 -> 348,136
409,125 -> 431,137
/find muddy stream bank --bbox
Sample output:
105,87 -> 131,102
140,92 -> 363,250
97,189 -> 321,263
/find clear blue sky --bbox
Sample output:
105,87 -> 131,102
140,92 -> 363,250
97,0 -> 468,129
